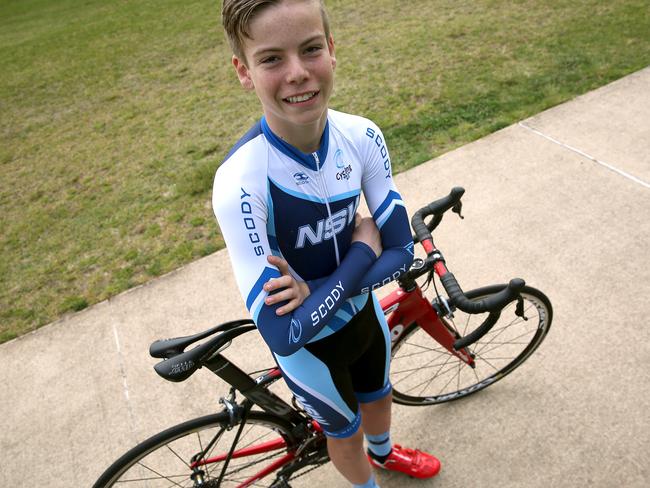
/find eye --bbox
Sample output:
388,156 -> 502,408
260,55 -> 280,65
305,44 -> 323,55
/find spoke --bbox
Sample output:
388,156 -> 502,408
463,312 -> 471,336
434,361 -> 464,397
203,425 -> 230,466
398,339 -> 447,355
472,315 -> 519,356
473,323 -> 536,357
197,429 -> 209,479
472,351 -> 500,372
391,358 -> 438,386
233,423 -> 281,455
165,443 -> 192,471
116,463 -> 187,486
402,354 -> 452,397
391,353 -> 446,387
391,358 -> 462,377
473,335 -> 533,357
114,474 -> 188,482
478,355 -> 524,361
393,348 -> 446,361
418,354 -> 455,397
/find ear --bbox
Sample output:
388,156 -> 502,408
328,34 -> 336,70
232,55 -> 254,90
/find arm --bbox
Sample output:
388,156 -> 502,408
268,216 -> 382,314
354,122 -> 414,293
213,171 -> 378,357
356,193 -> 414,293
307,123 -> 414,295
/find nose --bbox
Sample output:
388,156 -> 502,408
285,55 -> 309,84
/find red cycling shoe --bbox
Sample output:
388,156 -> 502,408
367,444 -> 441,479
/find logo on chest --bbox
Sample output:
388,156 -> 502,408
293,172 -> 310,185
334,149 -> 353,181
295,199 -> 357,249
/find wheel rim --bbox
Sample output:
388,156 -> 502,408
390,290 -> 551,405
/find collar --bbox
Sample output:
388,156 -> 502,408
261,116 -> 330,171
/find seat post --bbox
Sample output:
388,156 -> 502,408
204,353 -> 304,423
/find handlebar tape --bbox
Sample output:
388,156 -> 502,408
411,187 -> 465,246
453,311 -> 501,350
441,273 -> 525,314
441,273 -> 525,350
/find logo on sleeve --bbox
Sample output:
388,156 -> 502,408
289,318 -> 302,344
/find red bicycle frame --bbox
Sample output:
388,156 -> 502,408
187,246 -> 474,488
191,420 -> 325,488
380,243 -> 475,366
381,285 -> 474,367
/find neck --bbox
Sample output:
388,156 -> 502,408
265,112 -> 328,154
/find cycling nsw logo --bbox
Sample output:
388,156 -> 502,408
334,149 -> 352,181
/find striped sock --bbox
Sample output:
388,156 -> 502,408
365,431 -> 392,464
353,473 -> 380,488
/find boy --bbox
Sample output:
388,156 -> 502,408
213,1 -> 441,486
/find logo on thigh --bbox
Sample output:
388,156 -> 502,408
293,393 -> 329,426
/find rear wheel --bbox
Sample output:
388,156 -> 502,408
390,285 -> 552,405
93,411 -> 325,487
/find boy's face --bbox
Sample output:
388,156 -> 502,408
232,0 -> 336,143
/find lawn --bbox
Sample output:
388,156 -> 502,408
1,0 -> 649,342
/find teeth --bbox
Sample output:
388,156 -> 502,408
286,92 -> 316,103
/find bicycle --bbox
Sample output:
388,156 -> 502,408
93,187 -> 553,487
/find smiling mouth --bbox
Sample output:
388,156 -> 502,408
283,91 -> 319,104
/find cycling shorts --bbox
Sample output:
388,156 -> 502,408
274,292 -> 392,438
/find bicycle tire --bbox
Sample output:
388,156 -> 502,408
390,285 -> 552,406
92,411 -> 319,488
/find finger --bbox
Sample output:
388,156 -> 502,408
263,275 -> 291,292
267,255 -> 290,275
354,212 -> 362,227
277,298 -> 300,316
265,288 -> 295,306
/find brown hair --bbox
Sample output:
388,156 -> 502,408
221,0 -> 331,63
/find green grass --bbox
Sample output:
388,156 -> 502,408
1,0 -> 649,342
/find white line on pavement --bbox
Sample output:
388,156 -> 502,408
519,122 -> 650,189
112,320 -> 140,444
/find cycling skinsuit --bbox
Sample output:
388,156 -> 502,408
213,109 -> 414,437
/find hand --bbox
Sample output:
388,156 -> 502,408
351,213 -> 382,258
263,255 -> 311,316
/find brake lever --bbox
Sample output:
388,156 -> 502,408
452,201 -> 464,219
515,296 -> 528,321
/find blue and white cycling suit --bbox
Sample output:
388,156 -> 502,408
213,109 -> 414,437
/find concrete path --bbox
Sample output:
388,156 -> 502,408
1,68 -> 649,488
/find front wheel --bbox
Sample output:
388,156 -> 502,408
390,285 -> 552,405
92,411 -> 321,487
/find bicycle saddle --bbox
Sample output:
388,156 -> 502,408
150,319 -> 255,382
